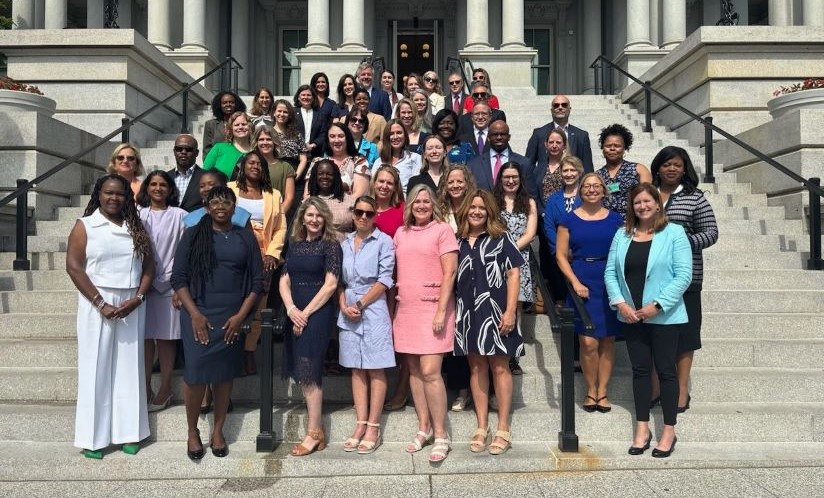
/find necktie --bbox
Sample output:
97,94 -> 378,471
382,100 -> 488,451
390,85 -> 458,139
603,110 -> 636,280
493,153 -> 503,184
453,95 -> 460,114
477,130 -> 485,153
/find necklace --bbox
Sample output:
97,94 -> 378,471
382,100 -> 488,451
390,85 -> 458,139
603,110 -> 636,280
214,227 -> 232,239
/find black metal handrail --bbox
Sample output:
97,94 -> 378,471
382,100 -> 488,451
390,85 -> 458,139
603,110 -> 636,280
590,54 -> 824,270
3,56 -> 243,271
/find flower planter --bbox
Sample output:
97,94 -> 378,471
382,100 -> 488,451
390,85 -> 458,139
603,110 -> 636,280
768,88 -> 824,120
0,89 -> 56,116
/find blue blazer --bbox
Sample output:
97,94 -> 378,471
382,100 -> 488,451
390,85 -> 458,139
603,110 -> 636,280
467,148 -> 539,202
367,88 -> 393,121
604,223 -> 693,325
542,191 -> 582,254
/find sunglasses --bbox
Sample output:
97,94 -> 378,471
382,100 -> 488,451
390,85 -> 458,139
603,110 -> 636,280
116,155 -> 136,162
348,117 -> 366,125
552,102 -> 570,109
353,208 -> 376,219
448,80 -> 462,86
424,77 -> 438,83
174,146 -> 195,152
472,92 -> 489,99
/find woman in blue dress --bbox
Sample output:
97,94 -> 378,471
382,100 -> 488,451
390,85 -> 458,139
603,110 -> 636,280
338,195 -> 396,454
555,173 -> 623,413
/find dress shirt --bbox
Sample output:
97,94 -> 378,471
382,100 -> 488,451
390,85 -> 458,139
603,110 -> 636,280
301,108 -> 314,145
174,165 -> 197,198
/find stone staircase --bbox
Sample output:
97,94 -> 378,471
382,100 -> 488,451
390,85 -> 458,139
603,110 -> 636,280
0,94 -> 822,480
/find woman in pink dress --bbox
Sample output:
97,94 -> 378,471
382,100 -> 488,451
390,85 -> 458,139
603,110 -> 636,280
392,184 -> 458,463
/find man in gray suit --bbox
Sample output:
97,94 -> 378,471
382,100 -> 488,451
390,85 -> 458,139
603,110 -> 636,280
525,95 -> 594,180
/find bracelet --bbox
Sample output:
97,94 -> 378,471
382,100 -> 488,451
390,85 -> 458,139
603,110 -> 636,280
91,293 -> 104,308
96,300 -> 106,311
286,305 -> 297,316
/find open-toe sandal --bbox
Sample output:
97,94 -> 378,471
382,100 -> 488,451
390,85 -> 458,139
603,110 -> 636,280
291,428 -> 326,457
343,421 -> 367,452
582,395 -> 598,412
595,396 -> 612,413
357,422 -> 383,455
469,427 -> 489,453
428,437 -> 451,463
405,428 -> 434,453
488,430 -> 512,455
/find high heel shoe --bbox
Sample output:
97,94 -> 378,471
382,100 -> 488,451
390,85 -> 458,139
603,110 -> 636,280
148,393 -> 172,413
652,436 -> 678,458
291,428 -> 326,456
627,432 -> 652,455
677,395 -> 691,414
187,429 -> 205,461
210,433 -> 228,458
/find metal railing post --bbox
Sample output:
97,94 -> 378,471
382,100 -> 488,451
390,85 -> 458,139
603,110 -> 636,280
256,308 -> 276,452
181,88 -> 190,134
808,178 -> 823,270
704,116 -> 716,183
232,67 -> 239,95
643,81 -> 652,132
12,179 -> 30,271
601,60 -> 608,95
593,64 -> 599,95
121,117 -> 130,143
557,306 -> 579,452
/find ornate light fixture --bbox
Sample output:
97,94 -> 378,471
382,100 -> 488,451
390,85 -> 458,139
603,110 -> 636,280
716,0 -> 739,26
104,0 -> 119,28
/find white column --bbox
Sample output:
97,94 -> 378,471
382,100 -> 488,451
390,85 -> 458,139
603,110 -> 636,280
231,0 -> 250,93
44,0 -> 67,29
147,0 -> 172,50
625,0 -> 652,49
649,0 -> 659,47
583,0 -> 601,93
804,0 -> 824,25
86,0 -> 103,28
340,0 -> 366,49
769,0 -> 792,26
181,0 -> 208,50
501,0 -> 525,48
661,0 -> 686,50
306,0 -> 331,49
11,0 -> 35,29
465,0 -> 490,48
34,0 -> 44,28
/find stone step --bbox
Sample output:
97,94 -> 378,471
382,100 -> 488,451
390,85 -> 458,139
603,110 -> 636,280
1,401 -> 820,445
702,269 -> 824,289
0,366 -> 819,404
703,251 -> 806,269
0,251 -> 66,270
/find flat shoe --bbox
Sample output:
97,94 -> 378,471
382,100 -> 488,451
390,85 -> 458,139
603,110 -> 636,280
429,437 -> 451,463
627,432 -> 652,455
187,429 -> 204,461
652,437 -> 677,458
82,449 -> 103,460
121,443 -> 140,455
595,396 -> 612,413
582,395 -> 598,412
488,430 -> 511,455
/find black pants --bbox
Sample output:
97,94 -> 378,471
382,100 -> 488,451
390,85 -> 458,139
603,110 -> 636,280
444,354 -> 470,390
623,322 -> 680,426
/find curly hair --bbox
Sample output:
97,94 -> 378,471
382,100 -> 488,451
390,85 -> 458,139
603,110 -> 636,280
234,150 -> 273,193
598,123 -> 634,150
107,143 -> 146,178
272,99 -> 301,141
136,170 -> 180,208
187,186 -> 238,284
432,109 -> 459,145
290,196 -> 340,243
210,91 -> 246,120
307,158 -> 345,201
84,174 -> 151,259
492,161 -> 530,216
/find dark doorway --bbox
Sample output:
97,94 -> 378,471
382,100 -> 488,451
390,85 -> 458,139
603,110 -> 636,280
396,32 -> 435,79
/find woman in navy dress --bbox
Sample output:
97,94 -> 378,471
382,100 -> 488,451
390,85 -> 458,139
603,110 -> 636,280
555,173 -> 623,413
171,186 -> 263,460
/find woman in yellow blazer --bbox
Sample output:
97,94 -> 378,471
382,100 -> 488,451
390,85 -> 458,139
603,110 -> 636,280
228,151 -> 287,375
604,183 -> 692,459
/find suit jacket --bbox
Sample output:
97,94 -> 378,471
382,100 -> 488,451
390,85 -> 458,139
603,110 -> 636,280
167,165 -> 205,212
367,87 -> 393,121
294,107 -> 327,158
466,148 -> 539,202
444,92 -> 468,114
457,108 -> 507,137
525,122 -> 594,174
604,223 -> 693,325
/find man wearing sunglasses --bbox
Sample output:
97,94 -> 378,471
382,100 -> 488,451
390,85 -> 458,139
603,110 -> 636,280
167,134 -> 205,212
457,82 -> 507,136
525,95 -> 594,182
444,72 -> 468,115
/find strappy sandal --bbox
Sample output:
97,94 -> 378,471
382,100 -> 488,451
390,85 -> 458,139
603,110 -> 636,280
469,427 -> 489,453
291,428 -> 326,457
405,428 -> 434,453
595,396 -> 612,413
343,420 -> 367,452
488,430 -> 512,455
429,437 -> 451,463
357,422 -> 383,455
583,395 -> 598,412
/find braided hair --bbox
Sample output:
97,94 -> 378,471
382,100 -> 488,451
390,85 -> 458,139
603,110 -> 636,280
187,186 -> 237,284
84,174 -> 151,259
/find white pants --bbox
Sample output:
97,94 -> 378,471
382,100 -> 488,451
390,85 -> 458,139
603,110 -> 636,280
74,287 -> 150,450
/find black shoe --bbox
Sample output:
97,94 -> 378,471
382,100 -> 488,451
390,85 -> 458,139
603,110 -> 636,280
677,395 -> 691,414
594,396 -> 612,413
649,396 -> 661,409
627,432 -> 652,455
210,436 -> 228,458
652,437 -> 677,458
187,429 -> 204,461
582,395 -> 598,413
509,357 -> 523,376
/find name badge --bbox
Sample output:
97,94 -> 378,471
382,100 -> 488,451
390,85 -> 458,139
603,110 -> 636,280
607,183 -> 620,193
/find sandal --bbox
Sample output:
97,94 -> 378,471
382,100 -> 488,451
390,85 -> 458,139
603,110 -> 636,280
405,428 -> 434,453
429,437 -> 451,463
469,427 -> 489,453
343,421 -> 367,452
595,396 -> 612,413
291,428 -> 326,457
357,422 -> 383,455
488,430 -> 512,455
582,395 -> 598,412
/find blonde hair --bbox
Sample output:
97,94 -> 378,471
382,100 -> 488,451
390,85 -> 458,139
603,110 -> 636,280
456,189 -> 506,239
437,164 -> 477,216
420,135 -> 451,175
290,196 -> 340,243
394,98 -> 422,133
107,143 -> 145,177
402,184 -> 444,228
578,172 -> 610,201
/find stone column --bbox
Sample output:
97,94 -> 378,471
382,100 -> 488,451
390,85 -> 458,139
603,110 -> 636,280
582,0 -> 601,93
465,0 -> 490,48
44,0 -> 67,29
231,0 -> 250,93
661,0 -> 686,50
340,0 -> 366,49
649,0 -> 660,48
86,0 -> 103,28
625,0 -> 653,49
501,0 -> 525,48
769,0 -> 792,26
11,0 -> 35,29
147,0 -> 172,51
306,0 -> 331,49
804,0 -> 824,25
181,0 -> 208,50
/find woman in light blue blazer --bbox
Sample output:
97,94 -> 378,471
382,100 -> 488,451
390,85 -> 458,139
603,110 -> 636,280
604,183 -> 692,459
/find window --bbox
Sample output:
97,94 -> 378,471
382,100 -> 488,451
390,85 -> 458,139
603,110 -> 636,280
281,29 -> 307,96
525,28 -> 552,95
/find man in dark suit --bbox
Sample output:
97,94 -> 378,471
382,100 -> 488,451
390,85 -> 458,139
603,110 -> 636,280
525,95 -> 594,176
357,63 -> 393,121
167,134 -> 204,212
457,82 -> 506,136
467,120 -> 539,202
444,71 -> 468,114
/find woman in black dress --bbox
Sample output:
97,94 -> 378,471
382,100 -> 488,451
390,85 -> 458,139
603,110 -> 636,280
279,197 -> 342,456
171,186 -> 263,460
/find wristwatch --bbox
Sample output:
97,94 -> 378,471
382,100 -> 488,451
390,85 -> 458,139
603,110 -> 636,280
136,293 -> 146,303
356,300 -> 364,311
653,301 -> 662,311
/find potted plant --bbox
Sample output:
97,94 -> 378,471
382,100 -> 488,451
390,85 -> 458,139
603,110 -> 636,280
0,76 -> 56,116
768,78 -> 824,120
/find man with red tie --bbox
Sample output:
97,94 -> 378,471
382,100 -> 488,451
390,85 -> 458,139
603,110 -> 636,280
467,120 -> 539,202
445,71 -> 468,115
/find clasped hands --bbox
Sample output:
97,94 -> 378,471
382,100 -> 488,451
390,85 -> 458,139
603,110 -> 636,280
191,311 -> 245,345
617,302 -> 659,323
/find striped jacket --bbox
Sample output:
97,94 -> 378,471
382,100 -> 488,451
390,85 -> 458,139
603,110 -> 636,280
663,187 -> 719,290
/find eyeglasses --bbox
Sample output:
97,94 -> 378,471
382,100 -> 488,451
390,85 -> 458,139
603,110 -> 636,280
174,146 -> 195,153
424,77 -> 438,83
552,102 -> 570,109
502,175 -> 520,182
208,199 -> 235,208
348,117 -> 366,125
353,208 -> 376,219
473,75 -> 485,81
472,92 -> 489,99
581,184 -> 604,191
448,80 -> 462,86
116,155 -> 136,162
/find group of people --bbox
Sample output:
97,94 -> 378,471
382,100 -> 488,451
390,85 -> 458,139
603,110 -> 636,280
68,68 -> 718,462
